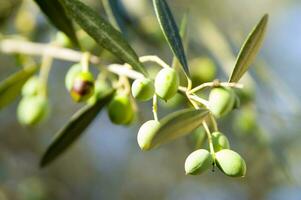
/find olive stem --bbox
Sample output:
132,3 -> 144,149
188,81 -> 244,94
39,55 -> 53,97
187,77 -> 192,91
152,95 -> 159,121
117,75 -> 131,95
107,64 -> 145,80
202,121 -> 216,161
0,39 -> 148,81
139,55 -> 170,69
81,52 -> 90,72
188,95 -> 209,108
0,38 -> 101,63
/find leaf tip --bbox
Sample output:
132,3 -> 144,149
261,13 -> 269,25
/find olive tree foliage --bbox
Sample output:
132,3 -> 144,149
0,0 -> 268,178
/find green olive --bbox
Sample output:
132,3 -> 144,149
70,71 -> 94,102
131,78 -> 154,101
108,93 -> 134,125
22,76 -> 39,97
65,64 -> 82,91
155,68 -> 179,101
190,57 -> 216,85
17,95 -> 49,126
87,80 -> 111,105
215,149 -> 246,177
137,120 -> 160,151
208,87 -> 235,118
212,131 -> 230,151
185,149 -> 213,175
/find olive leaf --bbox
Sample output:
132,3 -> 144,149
59,0 -> 147,76
153,0 -> 189,76
0,66 -> 37,110
229,14 -> 268,83
40,90 -> 115,168
101,0 -> 127,34
172,12 -> 188,69
149,108 -> 209,149
34,0 -> 79,46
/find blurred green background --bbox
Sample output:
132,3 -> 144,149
0,0 -> 301,199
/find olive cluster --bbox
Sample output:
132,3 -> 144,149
185,131 -> 246,177
64,64 -> 180,126
132,67 -> 246,177
17,59 -> 246,178
17,76 -> 49,126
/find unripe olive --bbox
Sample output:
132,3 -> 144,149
131,78 -> 154,101
108,93 -> 134,125
190,58 -> 216,85
65,64 -> 82,91
185,149 -> 213,175
137,120 -> 160,151
215,149 -> 246,177
17,95 -> 49,126
22,76 -> 39,97
208,87 -> 235,118
212,131 -> 230,151
70,71 -> 94,102
87,80 -> 111,105
155,68 -> 179,100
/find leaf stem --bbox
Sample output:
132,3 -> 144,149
202,121 -> 216,161
152,94 -> 159,121
81,52 -> 90,72
139,55 -> 170,69
39,55 -> 53,97
188,80 -> 244,94
107,64 -> 145,80
188,95 -> 209,108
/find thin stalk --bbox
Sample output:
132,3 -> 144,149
39,55 -> 53,97
139,55 -> 170,68
152,95 -> 159,121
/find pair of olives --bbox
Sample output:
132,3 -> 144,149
17,76 -> 49,126
185,148 -> 246,177
208,87 -> 239,118
65,64 -> 95,102
185,131 -> 246,177
131,67 -> 179,102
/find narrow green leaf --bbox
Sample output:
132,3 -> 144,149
153,0 -> 189,76
149,108 -> 209,149
172,12 -> 188,69
229,14 -> 268,83
34,0 -> 79,46
0,66 -> 37,110
59,0 -> 147,75
102,0 -> 126,34
40,90 -> 115,168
